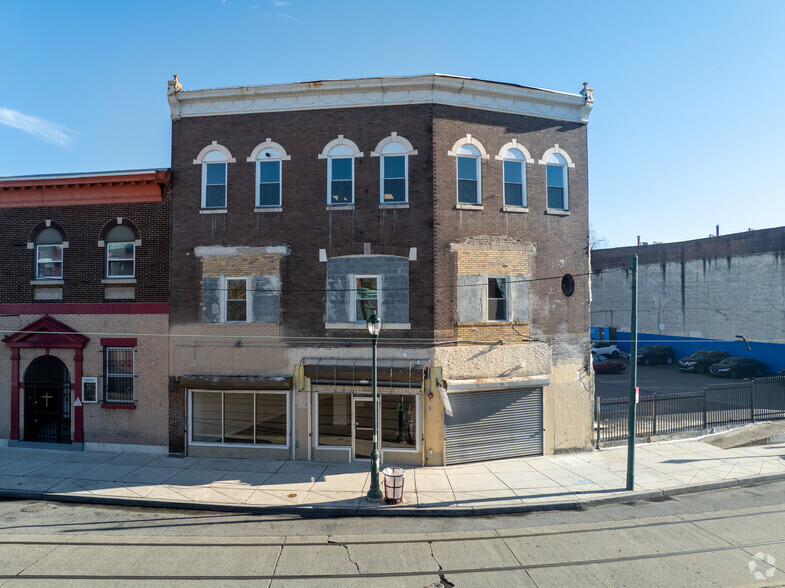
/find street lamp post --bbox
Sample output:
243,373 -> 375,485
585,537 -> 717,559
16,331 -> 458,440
366,314 -> 383,502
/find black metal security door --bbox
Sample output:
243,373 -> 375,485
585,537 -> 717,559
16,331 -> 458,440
23,356 -> 71,443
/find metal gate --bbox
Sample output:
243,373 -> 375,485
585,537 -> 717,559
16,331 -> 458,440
444,387 -> 543,465
23,356 -> 71,444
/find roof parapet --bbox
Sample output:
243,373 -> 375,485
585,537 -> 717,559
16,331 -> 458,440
167,74 -> 594,124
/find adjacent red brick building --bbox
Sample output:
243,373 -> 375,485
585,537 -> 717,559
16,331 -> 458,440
0,171 -> 171,452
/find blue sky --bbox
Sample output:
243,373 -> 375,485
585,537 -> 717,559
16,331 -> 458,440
1,0 -> 783,248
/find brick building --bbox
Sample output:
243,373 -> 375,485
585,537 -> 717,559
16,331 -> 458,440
167,74 -> 595,464
0,171 -> 171,452
591,227 -> 785,372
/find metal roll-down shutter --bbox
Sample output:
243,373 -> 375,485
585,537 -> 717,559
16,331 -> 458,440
444,387 -> 543,465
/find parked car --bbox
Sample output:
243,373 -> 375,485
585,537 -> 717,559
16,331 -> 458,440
593,358 -> 626,374
591,342 -> 621,359
678,350 -> 729,374
709,357 -> 765,378
636,345 -> 675,365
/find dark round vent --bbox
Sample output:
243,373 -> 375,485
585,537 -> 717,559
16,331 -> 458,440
561,274 -> 575,297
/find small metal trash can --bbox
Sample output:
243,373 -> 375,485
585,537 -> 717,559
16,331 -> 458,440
382,467 -> 405,504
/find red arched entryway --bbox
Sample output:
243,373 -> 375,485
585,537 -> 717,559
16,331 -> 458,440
24,355 -> 71,443
2,315 -> 89,443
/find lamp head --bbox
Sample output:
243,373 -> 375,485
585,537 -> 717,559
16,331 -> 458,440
366,314 -> 382,337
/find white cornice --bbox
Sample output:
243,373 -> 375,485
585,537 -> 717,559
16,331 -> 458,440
168,74 -> 592,124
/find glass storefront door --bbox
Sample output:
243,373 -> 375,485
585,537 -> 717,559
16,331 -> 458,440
352,396 -> 373,460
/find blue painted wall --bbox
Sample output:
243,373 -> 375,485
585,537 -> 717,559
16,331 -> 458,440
606,332 -> 785,373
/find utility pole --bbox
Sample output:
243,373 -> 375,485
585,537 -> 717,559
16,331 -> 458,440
626,255 -> 638,491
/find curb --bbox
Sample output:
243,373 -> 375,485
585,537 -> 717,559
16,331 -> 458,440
3,471 -> 785,517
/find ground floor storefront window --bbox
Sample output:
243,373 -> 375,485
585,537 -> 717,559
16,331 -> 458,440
317,393 -> 352,447
315,391 -> 419,457
381,395 -> 417,450
190,390 -> 288,447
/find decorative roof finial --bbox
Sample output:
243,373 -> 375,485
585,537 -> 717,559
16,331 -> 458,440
580,82 -> 594,122
168,75 -> 182,95
167,75 -> 183,121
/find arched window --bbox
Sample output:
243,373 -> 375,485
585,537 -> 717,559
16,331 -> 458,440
496,141 -> 533,209
456,144 -> 481,204
193,142 -> 235,210
319,136 -> 362,206
34,227 -> 63,279
105,225 -> 136,278
539,145 -> 574,211
372,133 -> 417,204
546,153 -> 568,210
502,148 -> 526,207
248,139 -> 290,208
448,135 -> 488,205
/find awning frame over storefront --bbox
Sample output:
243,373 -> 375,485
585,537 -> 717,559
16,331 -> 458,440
302,357 -> 429,393
180,374 -> 292,390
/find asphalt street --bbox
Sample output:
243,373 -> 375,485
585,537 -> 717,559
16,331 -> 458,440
3,479 -> 785,585
594,360 -> 751,399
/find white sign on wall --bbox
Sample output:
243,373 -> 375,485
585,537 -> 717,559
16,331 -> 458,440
438,387 -> 453,417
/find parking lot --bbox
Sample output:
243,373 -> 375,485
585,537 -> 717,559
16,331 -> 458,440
594,360 -> 756,400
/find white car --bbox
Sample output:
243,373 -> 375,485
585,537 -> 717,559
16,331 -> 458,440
591,342 -> 621,359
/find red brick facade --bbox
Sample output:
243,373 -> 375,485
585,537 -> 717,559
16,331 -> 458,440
0,172 -> 171,450
0,174 -> 171,306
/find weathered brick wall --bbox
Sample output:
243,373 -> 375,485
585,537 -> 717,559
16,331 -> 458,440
432,105 -> 590,355
456,250 -> 530,275
0,193 -> 170,304
200,253 -> 280,277
456,321 -> 531,342
171,103 -> 590,348
592,226 -> 785,269
170,104 -> 436,340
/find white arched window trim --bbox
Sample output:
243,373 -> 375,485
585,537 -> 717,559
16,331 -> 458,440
494,140 -> 534,163
318,135 -> 363,159
538,144 -> 575,168
447,134 -> 490,159
370,132 -> 418,157
193,141 -> 236,164
247,139 -> 291,162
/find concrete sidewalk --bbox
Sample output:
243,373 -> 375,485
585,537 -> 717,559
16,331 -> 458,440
1,435 -> 784,516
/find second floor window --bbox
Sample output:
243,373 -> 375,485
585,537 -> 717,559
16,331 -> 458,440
354,276 -> 379,322
488,277 -> 508,321
225,278 -> 248,322
35,227 -> 63,279
105,225 -> 135,278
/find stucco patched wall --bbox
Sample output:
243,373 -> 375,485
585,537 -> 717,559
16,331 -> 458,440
592,251 -> 785,342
